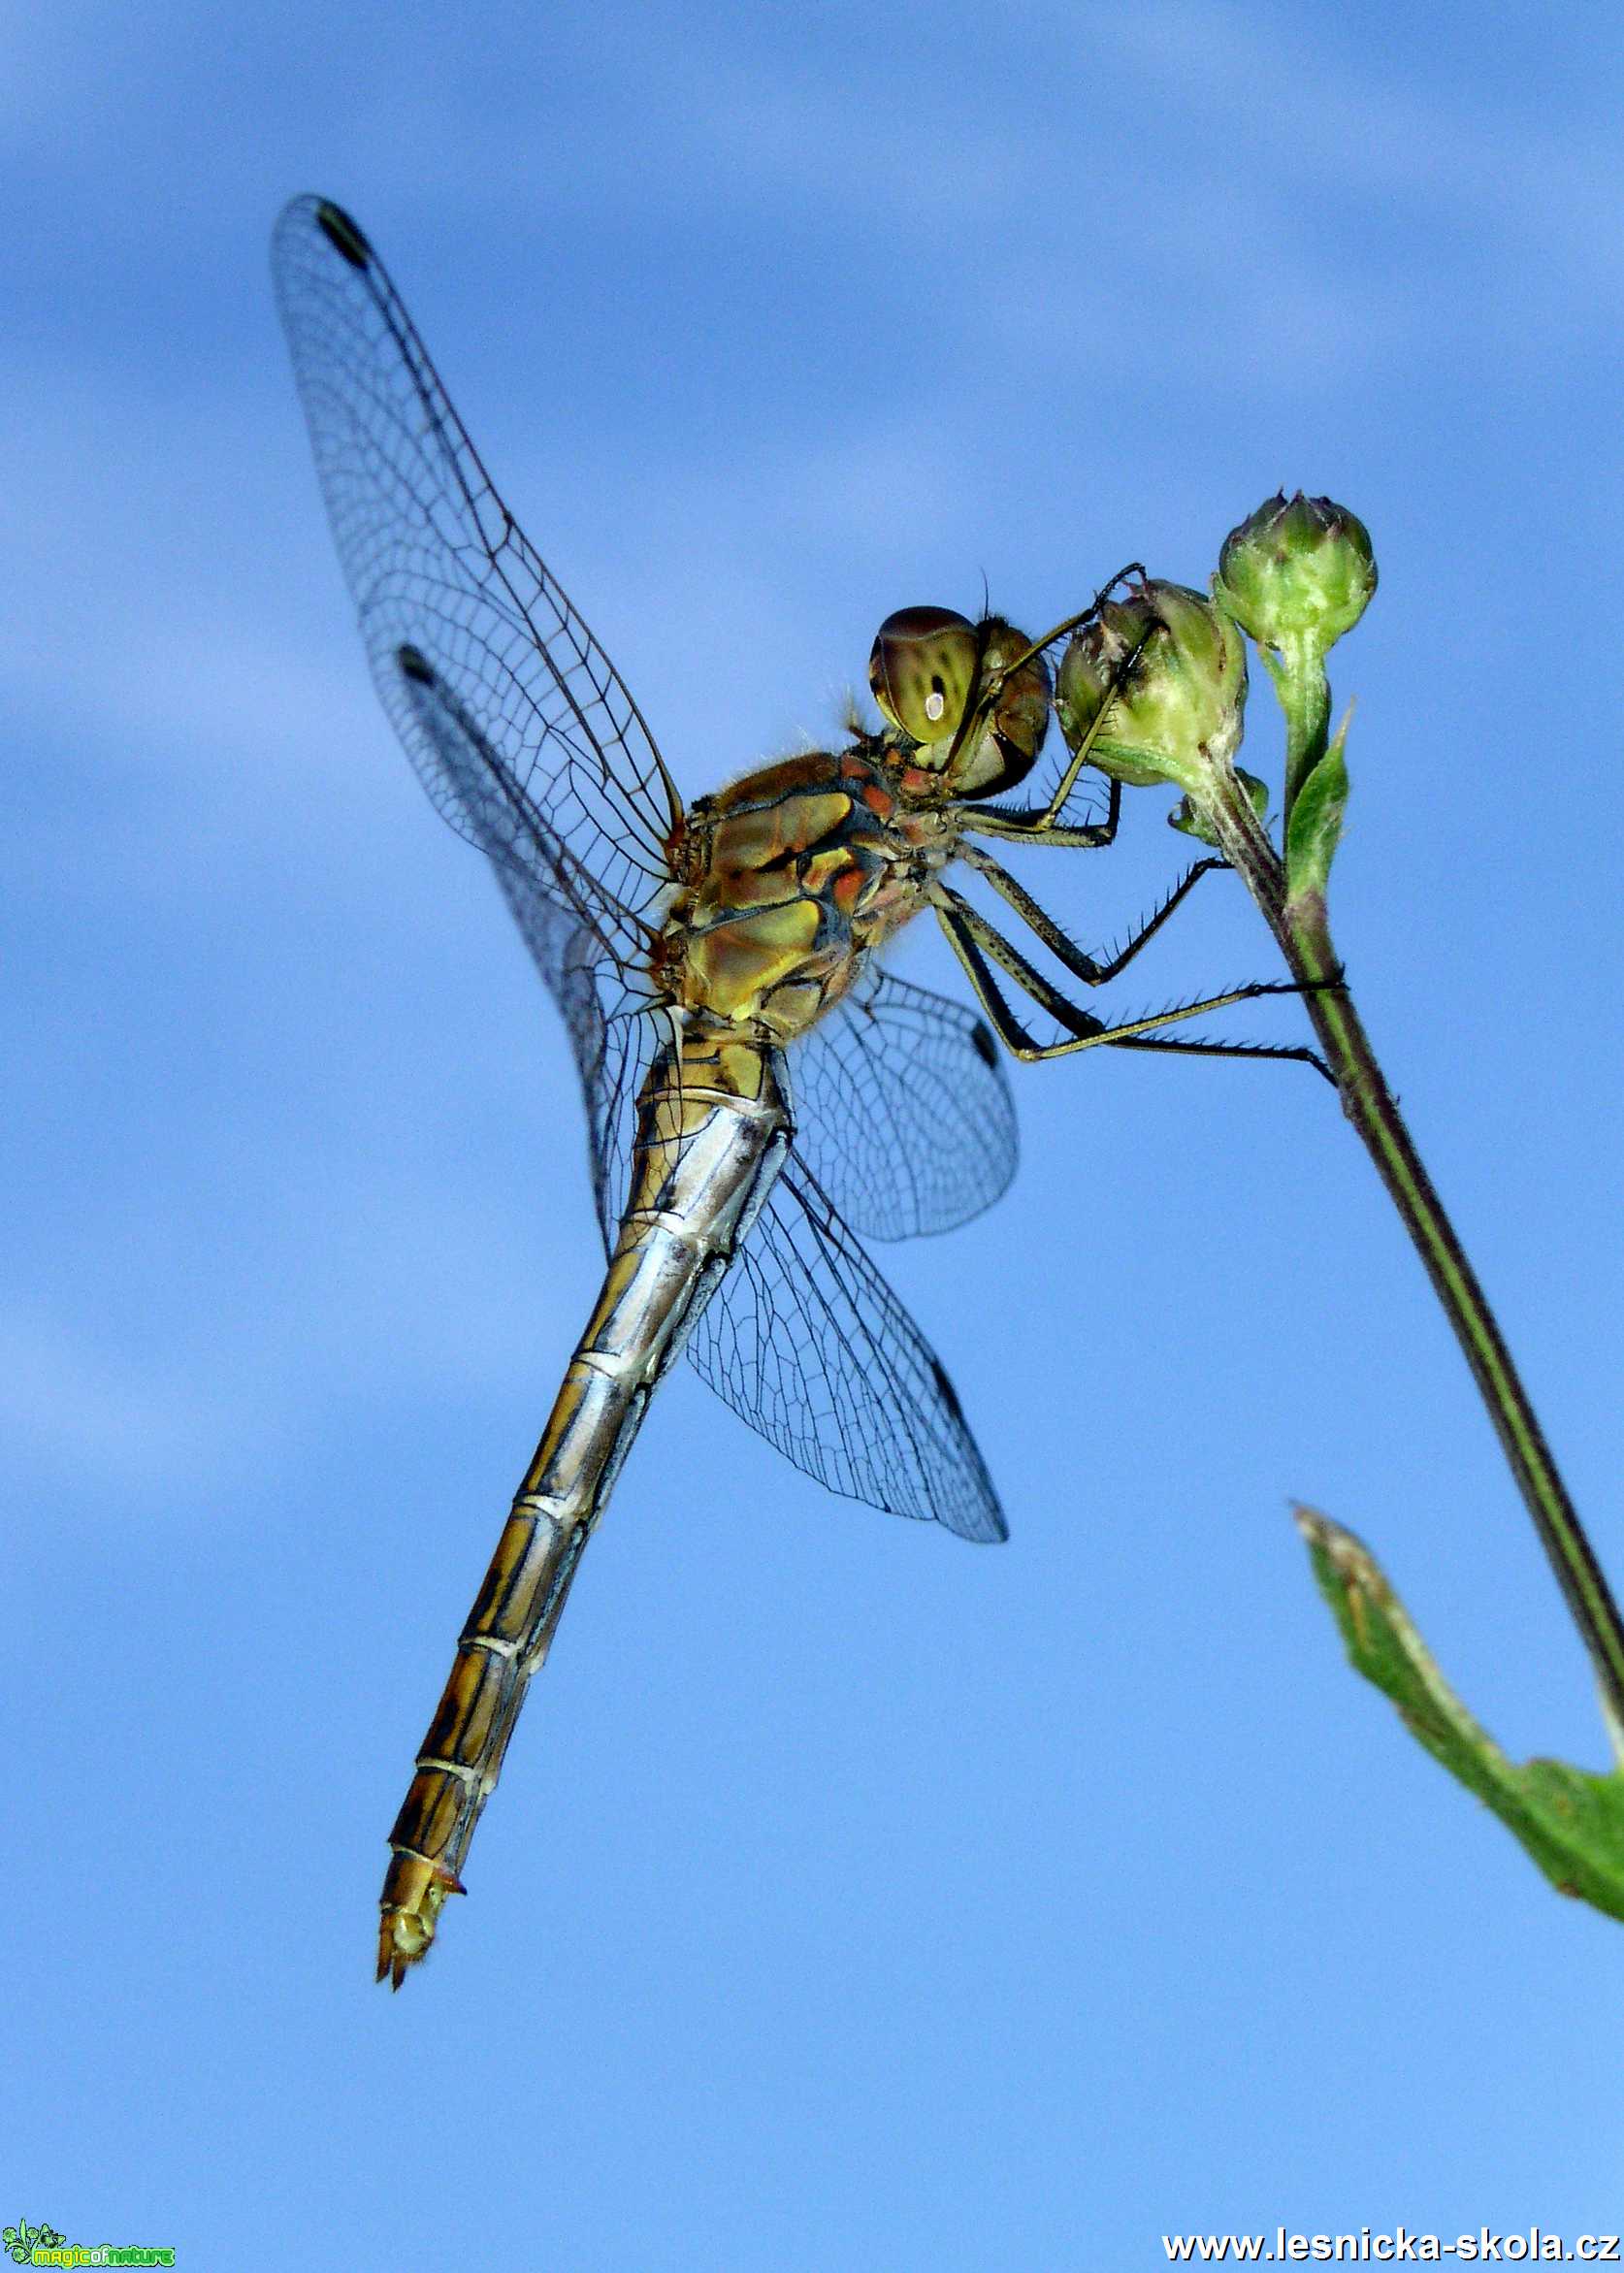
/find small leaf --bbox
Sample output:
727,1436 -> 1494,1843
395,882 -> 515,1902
1297,1507 -> 1624,1923
1169,767 -> 1269,847
1284,723 -> 1349,901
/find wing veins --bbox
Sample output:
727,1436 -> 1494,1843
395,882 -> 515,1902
356,245 -> 682,846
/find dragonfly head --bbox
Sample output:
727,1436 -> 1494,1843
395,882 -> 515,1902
868,607 -> 1051,797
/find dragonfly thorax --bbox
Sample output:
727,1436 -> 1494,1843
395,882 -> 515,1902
657,746 -> 952,1044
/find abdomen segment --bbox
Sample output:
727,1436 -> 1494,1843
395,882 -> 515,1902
377,1032 -> 790,1985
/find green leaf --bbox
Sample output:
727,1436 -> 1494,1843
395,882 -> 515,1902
1296,1507 -> 1624,1923
1283,728 -> 1349,902
1168,766 -> 1270,847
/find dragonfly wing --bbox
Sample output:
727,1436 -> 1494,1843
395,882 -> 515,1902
389,644 -> 664,1250
273,195 -> 680,936
686,1159 -> 1007,1543
502,864 -> 668,1253
785,965 -> 1018,1241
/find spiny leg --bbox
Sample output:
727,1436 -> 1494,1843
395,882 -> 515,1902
951,564 -> 1149,829
929,885 -> 1099,1036
959,605 -> 1161,843
932,879 -> 1263,1015
931,893 -> 1334,1079
1089,1029 -> 1335,1083
961,770 -> 1122,850
955,843 -> 1226,988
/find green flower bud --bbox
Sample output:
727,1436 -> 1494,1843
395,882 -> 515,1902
1054,580 -> 1248,795
1215,492 -> 1377,653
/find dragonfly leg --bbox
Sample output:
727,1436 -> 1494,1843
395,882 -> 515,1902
958,591 -> 1170,844
1071,1028 -> 1335,1082
950,567 -> 1150,825
959,772 -> 1122,849
977,607 -> 1161,836
931,891 -> 1335,1080
957,843 -> 1226,986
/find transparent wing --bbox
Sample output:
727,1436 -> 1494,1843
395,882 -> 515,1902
786,965 -> 1018,1241
383,658 -> 1006,1537
686,1161 -> 1007,1543
389,643 -> 666,1247
273,195 -> 681,937
275,196 -> 1006,1542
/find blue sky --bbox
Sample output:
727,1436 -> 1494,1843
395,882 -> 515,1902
7,0 -> 1624,2262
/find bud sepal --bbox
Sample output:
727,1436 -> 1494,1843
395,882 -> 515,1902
1284,709 -> 1352,904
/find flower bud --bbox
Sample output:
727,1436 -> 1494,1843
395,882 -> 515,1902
1215,492 -> 1376,652
1054,580 -> 1247,795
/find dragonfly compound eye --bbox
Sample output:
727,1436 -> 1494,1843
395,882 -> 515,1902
867,606 -> 979,747
943,619 -> 1051,796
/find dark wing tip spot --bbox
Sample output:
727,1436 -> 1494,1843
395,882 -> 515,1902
929,1355 -> 965,1420
315,200 -> 372,269
397,643 -> 434,684
970,1020 -> 998,1069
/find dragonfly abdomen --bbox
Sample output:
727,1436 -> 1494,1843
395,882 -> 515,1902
376,1031 -> 791,1986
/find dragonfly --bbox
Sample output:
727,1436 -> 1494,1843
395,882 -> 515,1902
274,196 -> 1317,1987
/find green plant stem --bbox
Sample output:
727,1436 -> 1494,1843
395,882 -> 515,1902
1273,633 -> 1332,813
1203,761 -> 1624,1739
